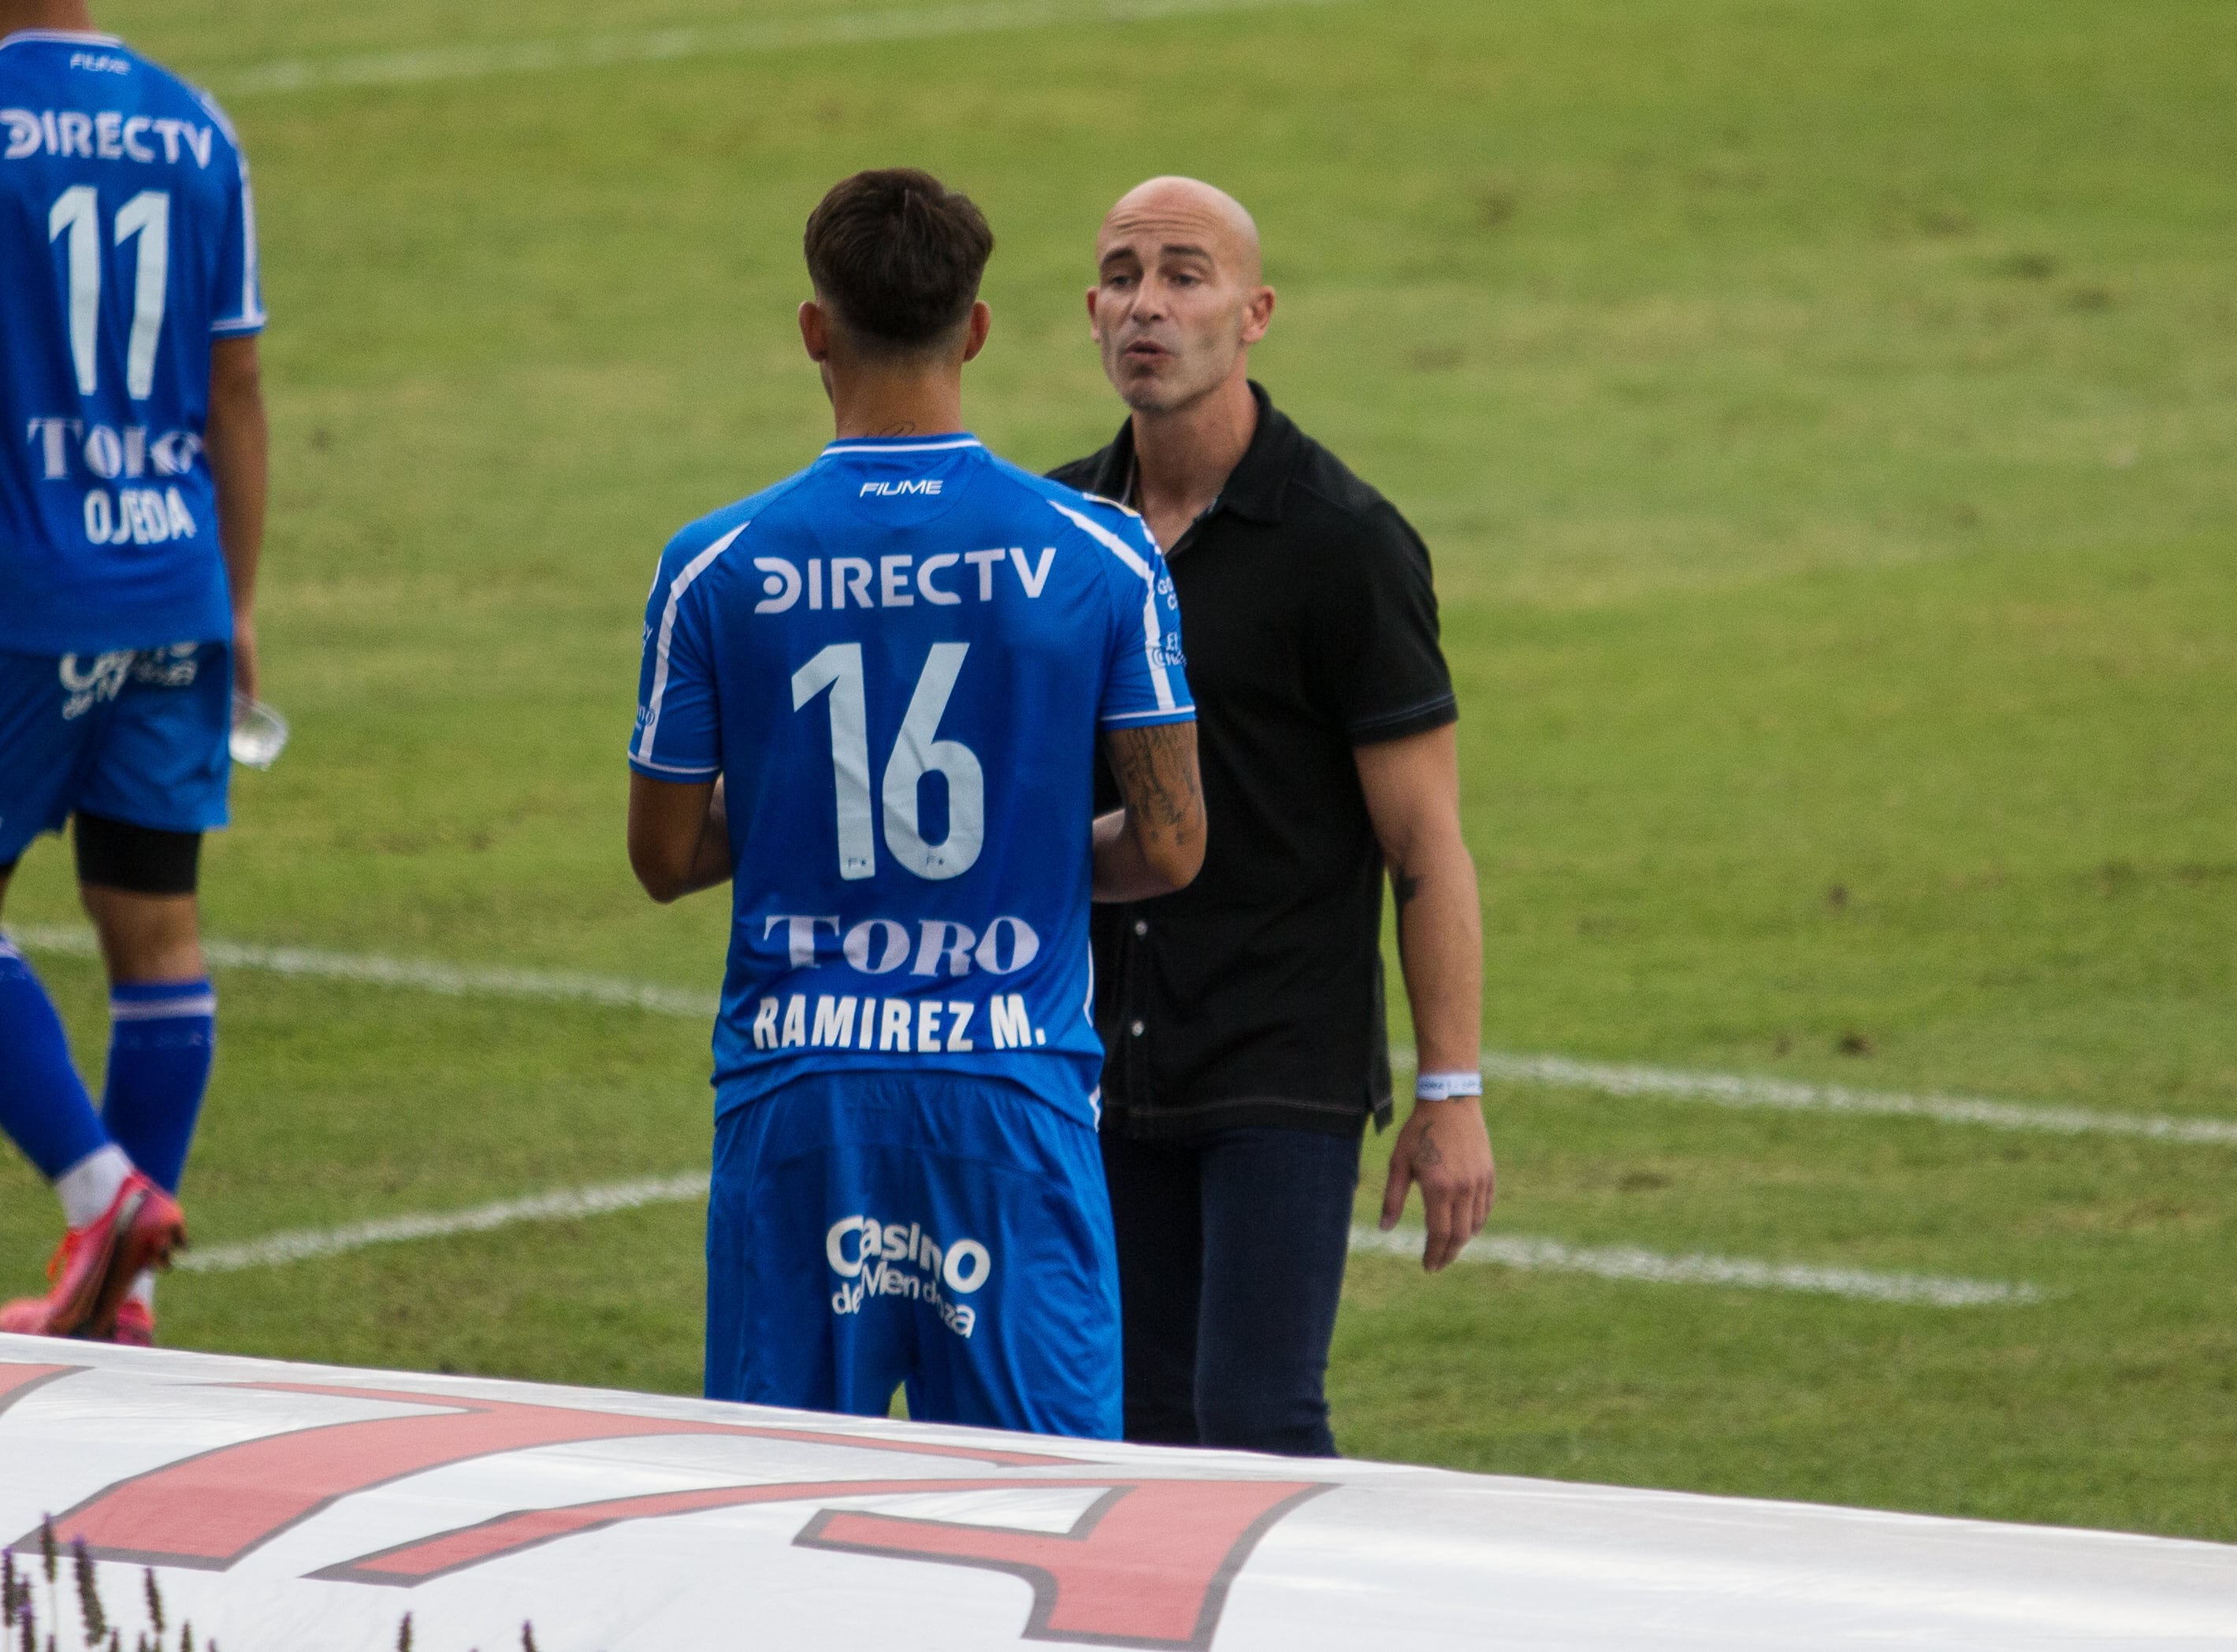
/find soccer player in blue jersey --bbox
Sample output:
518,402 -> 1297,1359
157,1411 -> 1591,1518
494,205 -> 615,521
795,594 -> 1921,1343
0,0 -> 268,1345
628,169 -> 1205,1438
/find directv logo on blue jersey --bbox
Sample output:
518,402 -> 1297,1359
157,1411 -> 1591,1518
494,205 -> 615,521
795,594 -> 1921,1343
631,434 -> 1193,1127
0,29 -> 264,657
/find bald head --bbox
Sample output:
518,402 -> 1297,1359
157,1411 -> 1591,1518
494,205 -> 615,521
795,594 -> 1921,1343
1088,176 -> 1275,418
1098,176 -> 1262,288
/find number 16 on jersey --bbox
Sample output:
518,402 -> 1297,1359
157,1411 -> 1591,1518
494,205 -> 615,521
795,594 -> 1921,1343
792,642 -> 986,883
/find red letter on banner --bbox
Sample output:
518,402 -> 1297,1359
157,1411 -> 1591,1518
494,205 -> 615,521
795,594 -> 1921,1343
323,1473 -> 1325,1650
798,1478 -> 1329,1650
0,1362 -> 84,1417
31,1383 -> 1071,1569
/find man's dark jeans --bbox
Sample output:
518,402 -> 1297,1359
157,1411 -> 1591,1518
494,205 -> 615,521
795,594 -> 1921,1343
1100,1124 -> 1362,1457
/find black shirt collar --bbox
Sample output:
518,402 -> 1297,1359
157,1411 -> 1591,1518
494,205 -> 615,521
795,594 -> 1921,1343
1087,381 -> 1298,527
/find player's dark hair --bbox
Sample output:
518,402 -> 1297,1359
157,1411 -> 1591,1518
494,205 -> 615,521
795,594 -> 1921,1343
804,169 -> 994,355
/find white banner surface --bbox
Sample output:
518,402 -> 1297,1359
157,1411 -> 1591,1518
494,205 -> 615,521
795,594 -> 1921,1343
2,1335 -> 2233,1649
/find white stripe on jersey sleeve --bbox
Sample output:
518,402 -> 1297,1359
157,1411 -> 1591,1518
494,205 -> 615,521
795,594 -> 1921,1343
634,522 -> 745,768
1046,499 -> 1183,715
195,89 -> 266,333
218,166 -> 265,332
631,753 -> 720,778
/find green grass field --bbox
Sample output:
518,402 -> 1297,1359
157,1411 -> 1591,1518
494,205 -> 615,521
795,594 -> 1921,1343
6,0 -> 2236,1542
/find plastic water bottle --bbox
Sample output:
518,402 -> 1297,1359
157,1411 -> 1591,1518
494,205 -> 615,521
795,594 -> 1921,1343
229,691 -> 290,770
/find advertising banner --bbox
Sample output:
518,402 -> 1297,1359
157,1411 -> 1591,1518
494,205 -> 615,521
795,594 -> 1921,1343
4,1335 -> 2233,1649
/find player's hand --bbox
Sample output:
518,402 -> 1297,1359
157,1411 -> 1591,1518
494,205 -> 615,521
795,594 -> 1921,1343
1379,1098 -> 1495,1272
232,612 -> 260,703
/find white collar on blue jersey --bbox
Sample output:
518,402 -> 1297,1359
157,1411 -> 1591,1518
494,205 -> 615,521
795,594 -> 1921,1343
821,435 -> 986,457
0,29 -> 127,48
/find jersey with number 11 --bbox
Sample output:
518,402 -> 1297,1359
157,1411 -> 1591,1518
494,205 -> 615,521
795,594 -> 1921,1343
631,435 -> 1193,1128
0,28 -> 264,656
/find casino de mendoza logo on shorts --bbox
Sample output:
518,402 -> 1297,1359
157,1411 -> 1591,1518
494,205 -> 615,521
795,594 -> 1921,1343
57,644 -> 200,718
826,1213 -> 990,1340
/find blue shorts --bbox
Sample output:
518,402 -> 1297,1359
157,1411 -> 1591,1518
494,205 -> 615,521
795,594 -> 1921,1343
0,644 -> 231,866
706,1070 -> 1122,1441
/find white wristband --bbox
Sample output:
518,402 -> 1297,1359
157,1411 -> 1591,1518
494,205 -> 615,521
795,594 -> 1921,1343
1415,1071 -> 1483,1102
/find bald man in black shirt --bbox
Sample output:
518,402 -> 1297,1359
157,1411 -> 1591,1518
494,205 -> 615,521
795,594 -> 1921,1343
1053,177 -> 1495,1457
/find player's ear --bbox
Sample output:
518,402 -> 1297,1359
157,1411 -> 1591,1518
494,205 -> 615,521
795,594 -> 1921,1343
799,300 -> 831,362
1239,284 -> 1276,347
961,300 -> 992,364
1085,286 -> 1102,339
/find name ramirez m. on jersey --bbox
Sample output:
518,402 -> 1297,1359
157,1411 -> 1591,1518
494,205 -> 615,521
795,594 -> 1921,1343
630,434 -> 1192,1129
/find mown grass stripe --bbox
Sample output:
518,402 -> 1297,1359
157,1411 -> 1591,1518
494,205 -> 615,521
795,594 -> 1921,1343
199,0 -> 1362,98
177,1172 -> 2040,1306
16,923 -> 2233,1147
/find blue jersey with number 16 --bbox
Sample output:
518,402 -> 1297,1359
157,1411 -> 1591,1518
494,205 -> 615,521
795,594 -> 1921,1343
630,434 -> 1194,1128
0,28 -> 264,656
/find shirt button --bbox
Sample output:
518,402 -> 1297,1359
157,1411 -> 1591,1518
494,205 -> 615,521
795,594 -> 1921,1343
1130,1020 -> 1146,1038
1133,919 -> 1149,937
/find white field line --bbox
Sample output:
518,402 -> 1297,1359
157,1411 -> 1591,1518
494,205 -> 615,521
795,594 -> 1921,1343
203,0 -> 1361,98
177,1173 -> 712,1273
15,923 -> 2235,1148
1348,1228 -> 2042,1309
177,1173 -> 2041,1307
1465,1051 -> 2237,1149
10,924 -> 713,1019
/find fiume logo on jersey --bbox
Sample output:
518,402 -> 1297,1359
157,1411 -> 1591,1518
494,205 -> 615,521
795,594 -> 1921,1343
827,1214 -> 988,1338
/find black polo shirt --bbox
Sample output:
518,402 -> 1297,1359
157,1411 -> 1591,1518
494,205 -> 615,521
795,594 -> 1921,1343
1052,384 -> 1458,1140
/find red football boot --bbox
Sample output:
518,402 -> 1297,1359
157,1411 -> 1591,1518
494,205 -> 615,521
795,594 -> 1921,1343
109,1297 -> 156,1347
0,1173 -> 185,1340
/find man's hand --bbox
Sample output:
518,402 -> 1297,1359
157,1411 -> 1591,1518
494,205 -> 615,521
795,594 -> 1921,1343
1380,1098 -> 1496,1271
1355,722 -> 1494,1271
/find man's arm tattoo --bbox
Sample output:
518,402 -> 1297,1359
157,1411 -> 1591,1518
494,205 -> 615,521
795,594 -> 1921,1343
1109,723 -> 1201,830
1391,862 -> 1423,911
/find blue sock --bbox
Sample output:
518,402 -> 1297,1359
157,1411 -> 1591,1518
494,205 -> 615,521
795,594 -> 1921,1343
101,978 -> 215,1195
0,934 -> 110,1179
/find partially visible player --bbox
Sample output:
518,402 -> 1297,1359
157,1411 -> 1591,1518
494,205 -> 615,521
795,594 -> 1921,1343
0,0 -> 269,1344
628,169 -> 1204,1437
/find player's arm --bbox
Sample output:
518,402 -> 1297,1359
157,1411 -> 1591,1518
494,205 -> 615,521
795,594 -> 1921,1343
206,336 -> 269,701
1093,722 -> 1206,901
628,774 -> 731,903
1358,722 -> 1496,1271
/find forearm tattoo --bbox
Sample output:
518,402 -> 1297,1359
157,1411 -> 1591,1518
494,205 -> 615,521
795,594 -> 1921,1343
1109,722 -> 1201,831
